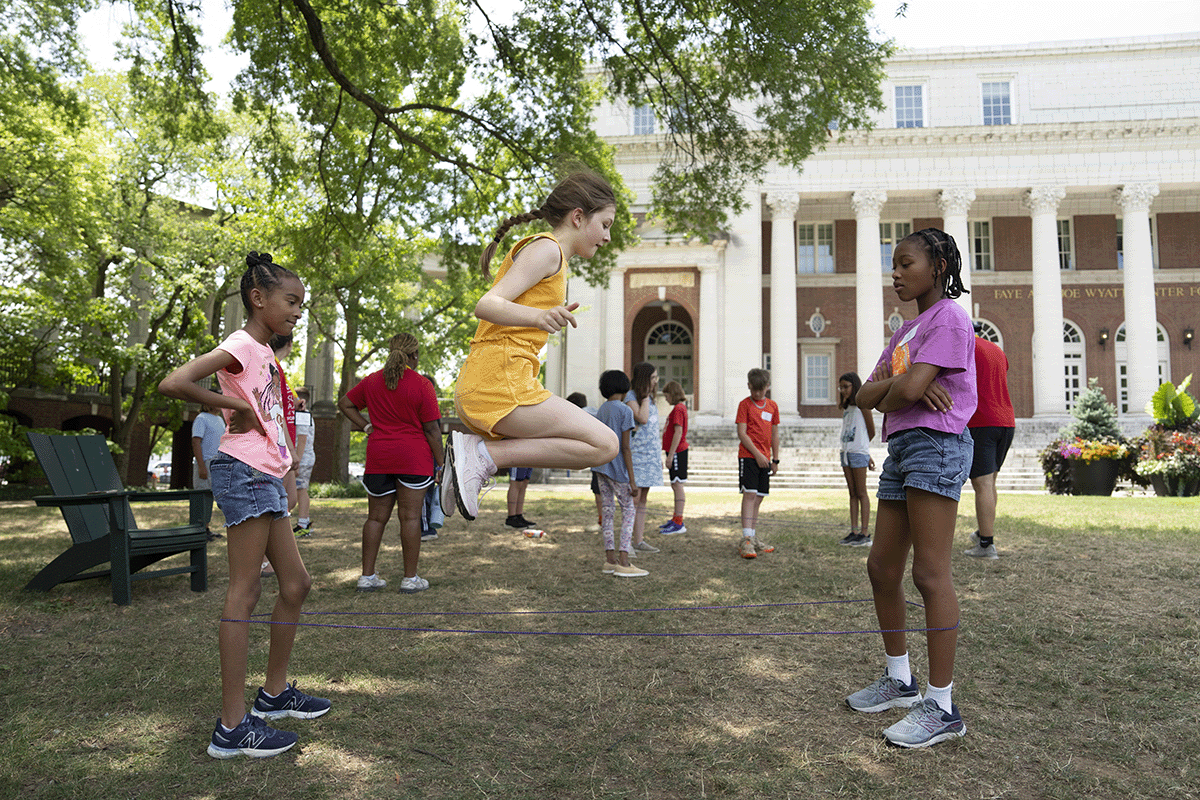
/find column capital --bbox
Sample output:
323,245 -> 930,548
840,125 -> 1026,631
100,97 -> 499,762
937,188 -> 976,217
1112,183 -> 1160,214
851,189 -> 887,218
765,191 -> 799,220
1022,186 -> 1066,215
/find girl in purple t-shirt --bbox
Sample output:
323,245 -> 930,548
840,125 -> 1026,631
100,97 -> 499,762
848,228 -> 977,749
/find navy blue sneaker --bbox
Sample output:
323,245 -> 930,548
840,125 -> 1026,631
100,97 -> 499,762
250,682 -> 332,721
207,713 -> 298,759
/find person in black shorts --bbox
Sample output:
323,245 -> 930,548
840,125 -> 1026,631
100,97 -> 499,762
966,325 -> 1015,560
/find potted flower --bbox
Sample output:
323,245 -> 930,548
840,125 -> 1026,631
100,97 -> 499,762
1040,379 -> 1131,496
1133,375 -> 1200,497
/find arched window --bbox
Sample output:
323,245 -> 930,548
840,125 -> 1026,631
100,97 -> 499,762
973,319 -> 1002,348
1114,323 -> 1170,413
645,320 -> 693,395
1063,320 -> 1085,410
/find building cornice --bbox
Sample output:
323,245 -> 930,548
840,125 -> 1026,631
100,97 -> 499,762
888,33 -> 1200,64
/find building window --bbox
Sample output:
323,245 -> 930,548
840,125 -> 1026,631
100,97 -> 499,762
1115,323 -> 1169,413
894,85 -> 924,128
797,223 -> 834,274
1116,217 -> 1157,269
970,220 -> 993,271
800,341 -> 838,405
1063,320 -> 1085,410
632,104 -> 655,135
974,319 -> 1002,348
1057,219 -> 1073,270
645,320 -> 693,395
880,221 -> 912,271
981,81 -> 1012,125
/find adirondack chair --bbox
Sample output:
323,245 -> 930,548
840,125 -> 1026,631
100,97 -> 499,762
25,432 -> 209,606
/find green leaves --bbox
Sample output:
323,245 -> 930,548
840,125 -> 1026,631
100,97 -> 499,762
1145,374 -> 1197,429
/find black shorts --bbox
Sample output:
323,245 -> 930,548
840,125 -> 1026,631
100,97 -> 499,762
738,457 -> 771,496
667,449 -> 688,482
590,470 -> 600,495
968,426 -> 1015,479
362,473 -> 434,496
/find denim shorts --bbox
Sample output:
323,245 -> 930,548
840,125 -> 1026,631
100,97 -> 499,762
841,451 -> 870,469
877,428 -> 973,502
209,454 -> 288,528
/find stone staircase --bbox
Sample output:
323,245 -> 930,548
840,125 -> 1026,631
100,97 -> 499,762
545,418 -> 1056,492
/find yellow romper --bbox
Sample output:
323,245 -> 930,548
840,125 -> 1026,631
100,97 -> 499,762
454,233 -> 567,440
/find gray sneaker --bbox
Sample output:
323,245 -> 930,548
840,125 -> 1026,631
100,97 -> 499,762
846,673 -> 922,713
964,542 -> 999,559
882,698 -> 966,748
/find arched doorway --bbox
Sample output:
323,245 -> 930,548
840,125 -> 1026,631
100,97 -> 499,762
645,319 -> 694,398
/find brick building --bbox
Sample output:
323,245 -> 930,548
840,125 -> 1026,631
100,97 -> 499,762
546,34 -> 1200,433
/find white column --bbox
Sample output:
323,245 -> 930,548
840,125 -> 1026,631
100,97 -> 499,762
766,191 -> 799,417
721,189 -> 764,415
1024,186 -> 1067,416
696,261 -> 721,417
1114,183 -> 1160,418
604,265 -> 627,371
938,188 -> 976,317
852,190 -> 887,376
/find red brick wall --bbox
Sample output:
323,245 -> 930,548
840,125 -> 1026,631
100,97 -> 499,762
993,216 -> 1032,271
1157,212 -> 1200,270
1074,214 -> 1117,271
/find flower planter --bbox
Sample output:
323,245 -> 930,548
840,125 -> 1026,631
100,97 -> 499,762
1068,458 -> 1119,496
1150,474 -> 1200,497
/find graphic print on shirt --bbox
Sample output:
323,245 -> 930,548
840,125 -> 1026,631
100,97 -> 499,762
891,323 -> 921,376
266,362 -> 288,459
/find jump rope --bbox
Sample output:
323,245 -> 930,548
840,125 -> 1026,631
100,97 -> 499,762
224,509 -> 961,637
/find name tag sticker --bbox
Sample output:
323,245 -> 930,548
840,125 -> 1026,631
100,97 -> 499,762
761,411 -> 773,422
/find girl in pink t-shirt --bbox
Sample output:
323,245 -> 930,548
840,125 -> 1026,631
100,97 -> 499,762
159,251 -> 329,759
849,228 -> 976,749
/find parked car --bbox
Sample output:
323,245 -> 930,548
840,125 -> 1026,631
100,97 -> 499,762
152,461 -> 171,484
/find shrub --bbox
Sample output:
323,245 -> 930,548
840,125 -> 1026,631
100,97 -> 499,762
309,481 -> 368,499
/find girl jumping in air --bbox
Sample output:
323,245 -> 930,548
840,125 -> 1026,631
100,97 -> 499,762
836,372 -> 875,547
443,171 -> 621,520
846,228 -> 976,748
159,252 -> 329,759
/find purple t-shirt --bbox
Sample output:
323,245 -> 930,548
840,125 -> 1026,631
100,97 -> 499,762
871,298 -> 977,441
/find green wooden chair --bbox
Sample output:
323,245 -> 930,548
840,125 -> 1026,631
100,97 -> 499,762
25,432 -> 209,606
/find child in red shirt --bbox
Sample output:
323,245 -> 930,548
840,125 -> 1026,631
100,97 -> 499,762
734,368 -> 780,558
659,381 -> 689,534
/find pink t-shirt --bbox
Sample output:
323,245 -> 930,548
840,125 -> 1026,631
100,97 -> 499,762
214,330 -> 289,478
871,298 -> 977,442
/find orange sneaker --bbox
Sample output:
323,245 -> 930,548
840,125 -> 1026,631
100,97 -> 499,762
739,537 -> 757,559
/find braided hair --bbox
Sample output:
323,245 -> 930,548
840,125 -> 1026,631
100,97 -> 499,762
478,171 -> 616,279
240,251 -> 299,314
903,228 -> 969,300
382,332 -> 419,391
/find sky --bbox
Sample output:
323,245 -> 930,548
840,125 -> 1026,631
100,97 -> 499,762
81,0 -> 1200,96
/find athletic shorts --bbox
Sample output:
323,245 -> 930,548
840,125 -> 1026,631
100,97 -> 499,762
840,451 -> 870,469
361,472 -> 434,496
590,470 -> 600,495
877,428 -> 973,503
209,454 -> 287,528
968,426 -> 1015,479
738,457 -> 771,496
666,449 -> 688,482
295,456 -> 316,489
509,467 -> 532,482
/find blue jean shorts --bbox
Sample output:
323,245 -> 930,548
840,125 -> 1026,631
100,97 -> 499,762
840,451 -> 870,469
877,428 -> 973,502
209,454 -> 288,528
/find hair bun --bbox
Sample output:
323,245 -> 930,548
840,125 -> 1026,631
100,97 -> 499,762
246,251 -> 274,268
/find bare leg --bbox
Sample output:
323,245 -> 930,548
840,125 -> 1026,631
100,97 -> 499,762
852,466 -> 870,534
485,396 -> 618,469
297,487 -> 310,521
906,488 -> 960,687
220,514 -> 271,728
395,485 -> 426,578
507,479 -> 528,516
671,481 -> 685,517
740,491 -> 759,530
632,486 -> 649,545
971,472 -> 998,540
262,515 -> 312,695
361,492 -> 396,577
867,499 -> 912,660
842,465 -> 859,531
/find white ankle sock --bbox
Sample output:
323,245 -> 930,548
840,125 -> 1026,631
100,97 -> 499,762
886,652 -> 912,686
742,528 -> 754,538
925,681 -> 953,714
477,440 -> 497,473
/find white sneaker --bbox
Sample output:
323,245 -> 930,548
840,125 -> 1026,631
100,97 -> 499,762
439,448 -> 457,519
450,430 -> 495,521
356,574 -> 387,592
399,575 -> 430,593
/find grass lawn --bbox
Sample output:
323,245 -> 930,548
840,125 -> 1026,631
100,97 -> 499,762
1,487 -> 1196,799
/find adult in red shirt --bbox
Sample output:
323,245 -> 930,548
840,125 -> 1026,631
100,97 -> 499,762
966,326 -> 1015,560
338,333 -> 444,593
